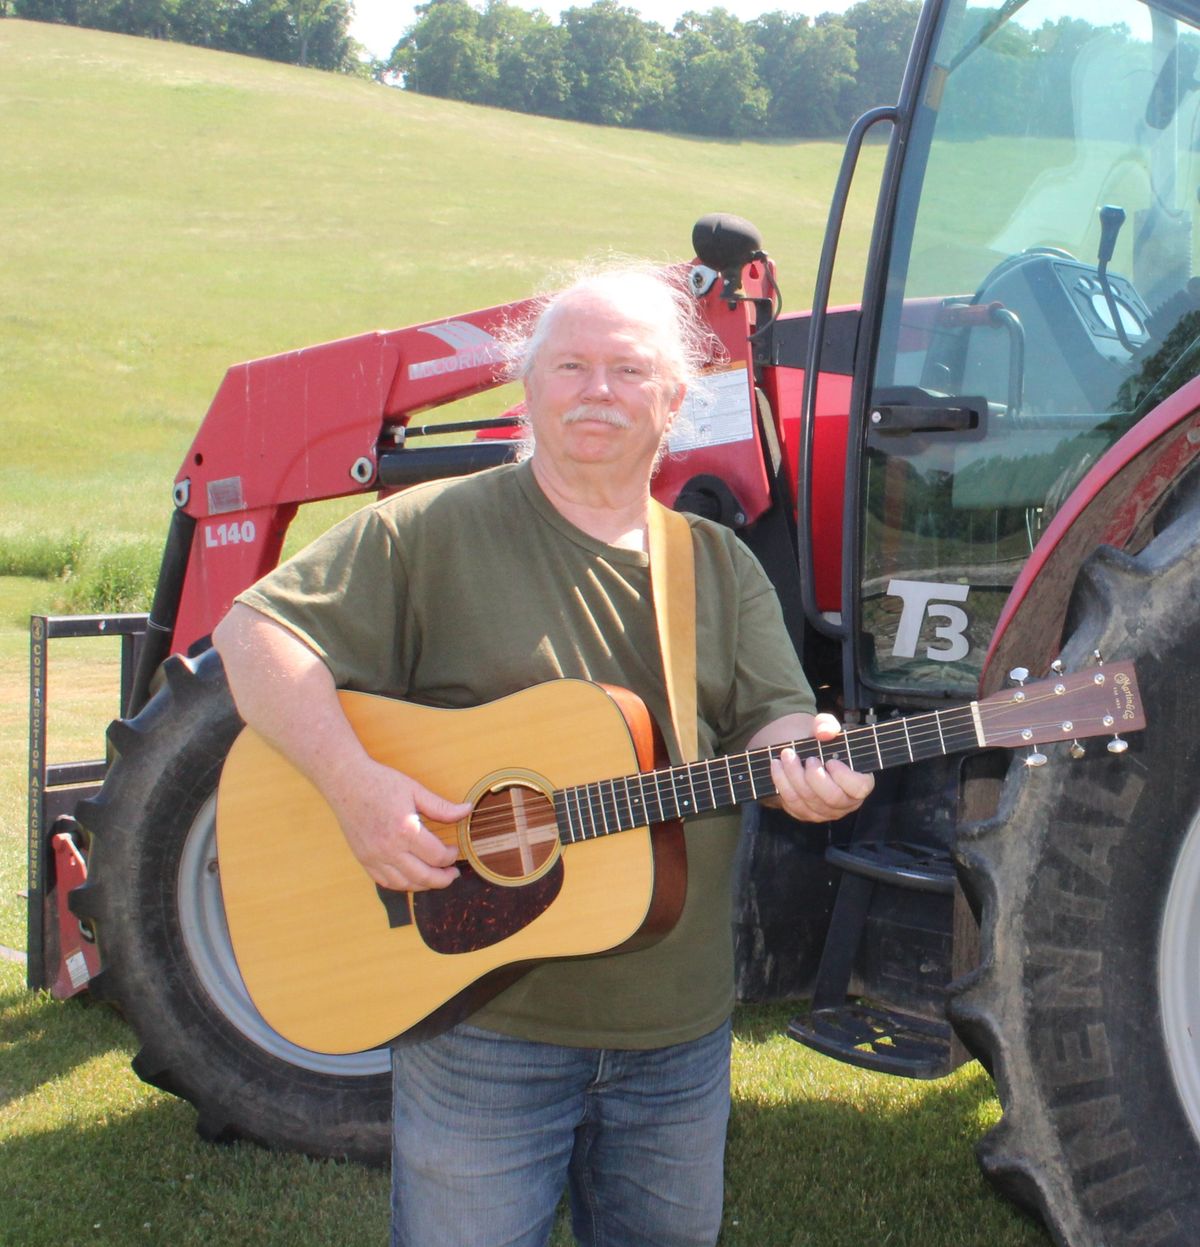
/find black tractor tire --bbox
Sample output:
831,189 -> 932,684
950,484 -> 1200,1247
69,648 -> 391,1164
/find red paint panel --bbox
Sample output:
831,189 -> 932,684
178,333 -> 396,516
763,365 -> 851,613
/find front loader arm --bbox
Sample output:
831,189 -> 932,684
168,302 -> 539,661
137,270 -> 777,711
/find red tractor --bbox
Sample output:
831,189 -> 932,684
27,0 -> 1200,1242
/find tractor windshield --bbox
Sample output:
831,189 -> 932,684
860,0 -> 1200,697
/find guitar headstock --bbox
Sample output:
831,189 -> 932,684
976,659 -> 1146,758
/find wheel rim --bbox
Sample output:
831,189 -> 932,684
1160,802 -> 1200,1144
177,793 -> 390,1077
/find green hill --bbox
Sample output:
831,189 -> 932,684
1,18 -> 879,557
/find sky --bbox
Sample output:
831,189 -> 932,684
348,0 -> 856,59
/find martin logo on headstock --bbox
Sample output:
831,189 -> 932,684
980,654 -> 1146,768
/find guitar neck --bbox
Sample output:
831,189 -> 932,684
554,703 -> 984,843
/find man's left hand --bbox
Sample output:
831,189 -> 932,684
767,712 -> 875,823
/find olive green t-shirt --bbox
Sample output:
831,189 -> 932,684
237,460 -> 815,1048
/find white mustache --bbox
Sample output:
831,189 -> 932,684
562,405 -> 632,429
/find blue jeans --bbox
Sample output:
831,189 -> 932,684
390,1020 -> 732,1247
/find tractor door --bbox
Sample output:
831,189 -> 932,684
783,0 -> 1200,1080
846,0 -> 1200,704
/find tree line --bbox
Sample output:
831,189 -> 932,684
7,0 -> 920,123
388,0 -> 920,137
9,0 -> 360,71
388,1 -> 1146,139
10,0 -> 1144,146
5,0 -> 1140,141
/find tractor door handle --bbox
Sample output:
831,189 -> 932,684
869,402 -> 982,433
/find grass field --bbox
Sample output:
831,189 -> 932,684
1,19 -> 1049,1245
1,17 -> 881,552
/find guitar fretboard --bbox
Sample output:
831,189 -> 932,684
553,704 -> 983,843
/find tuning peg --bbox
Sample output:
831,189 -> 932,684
1008,666 -> 1029,686
1050,658 -> 1065,675
1093,649 -> 1104,665
1018,727 -> 1048,766
1100,714 -> 1128,753
1069,740 -> 1086,759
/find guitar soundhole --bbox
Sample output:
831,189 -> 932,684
467,782 -> 559,882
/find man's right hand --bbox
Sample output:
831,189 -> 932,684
325,755 -> 471,892
213,603 -> 471,894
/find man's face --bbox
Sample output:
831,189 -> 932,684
523,293 -> 686,479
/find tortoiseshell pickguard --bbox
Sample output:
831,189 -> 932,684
412,858 -> 564,954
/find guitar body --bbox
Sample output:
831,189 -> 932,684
216,680 -> 683,1055
217,660 -> 1145,1056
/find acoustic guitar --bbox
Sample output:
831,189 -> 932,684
215,662 -> 1144,1054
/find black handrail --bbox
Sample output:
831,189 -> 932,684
797,105 -> 899,642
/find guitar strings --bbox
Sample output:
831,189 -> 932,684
464,718 -> 1097,842
458,684 -> 1114,841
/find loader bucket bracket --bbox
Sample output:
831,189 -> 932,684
26,613 -> 148,992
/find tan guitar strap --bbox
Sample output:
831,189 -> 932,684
647,501 -> 699,764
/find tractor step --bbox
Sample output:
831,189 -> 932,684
825,840 -> 956,894
787,1002 -> 954,1078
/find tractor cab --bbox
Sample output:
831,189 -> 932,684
830,0 -> 1200,703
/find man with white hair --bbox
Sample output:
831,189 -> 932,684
213,264 -> 872,1247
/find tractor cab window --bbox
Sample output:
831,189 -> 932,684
861,0 -> 1200,697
